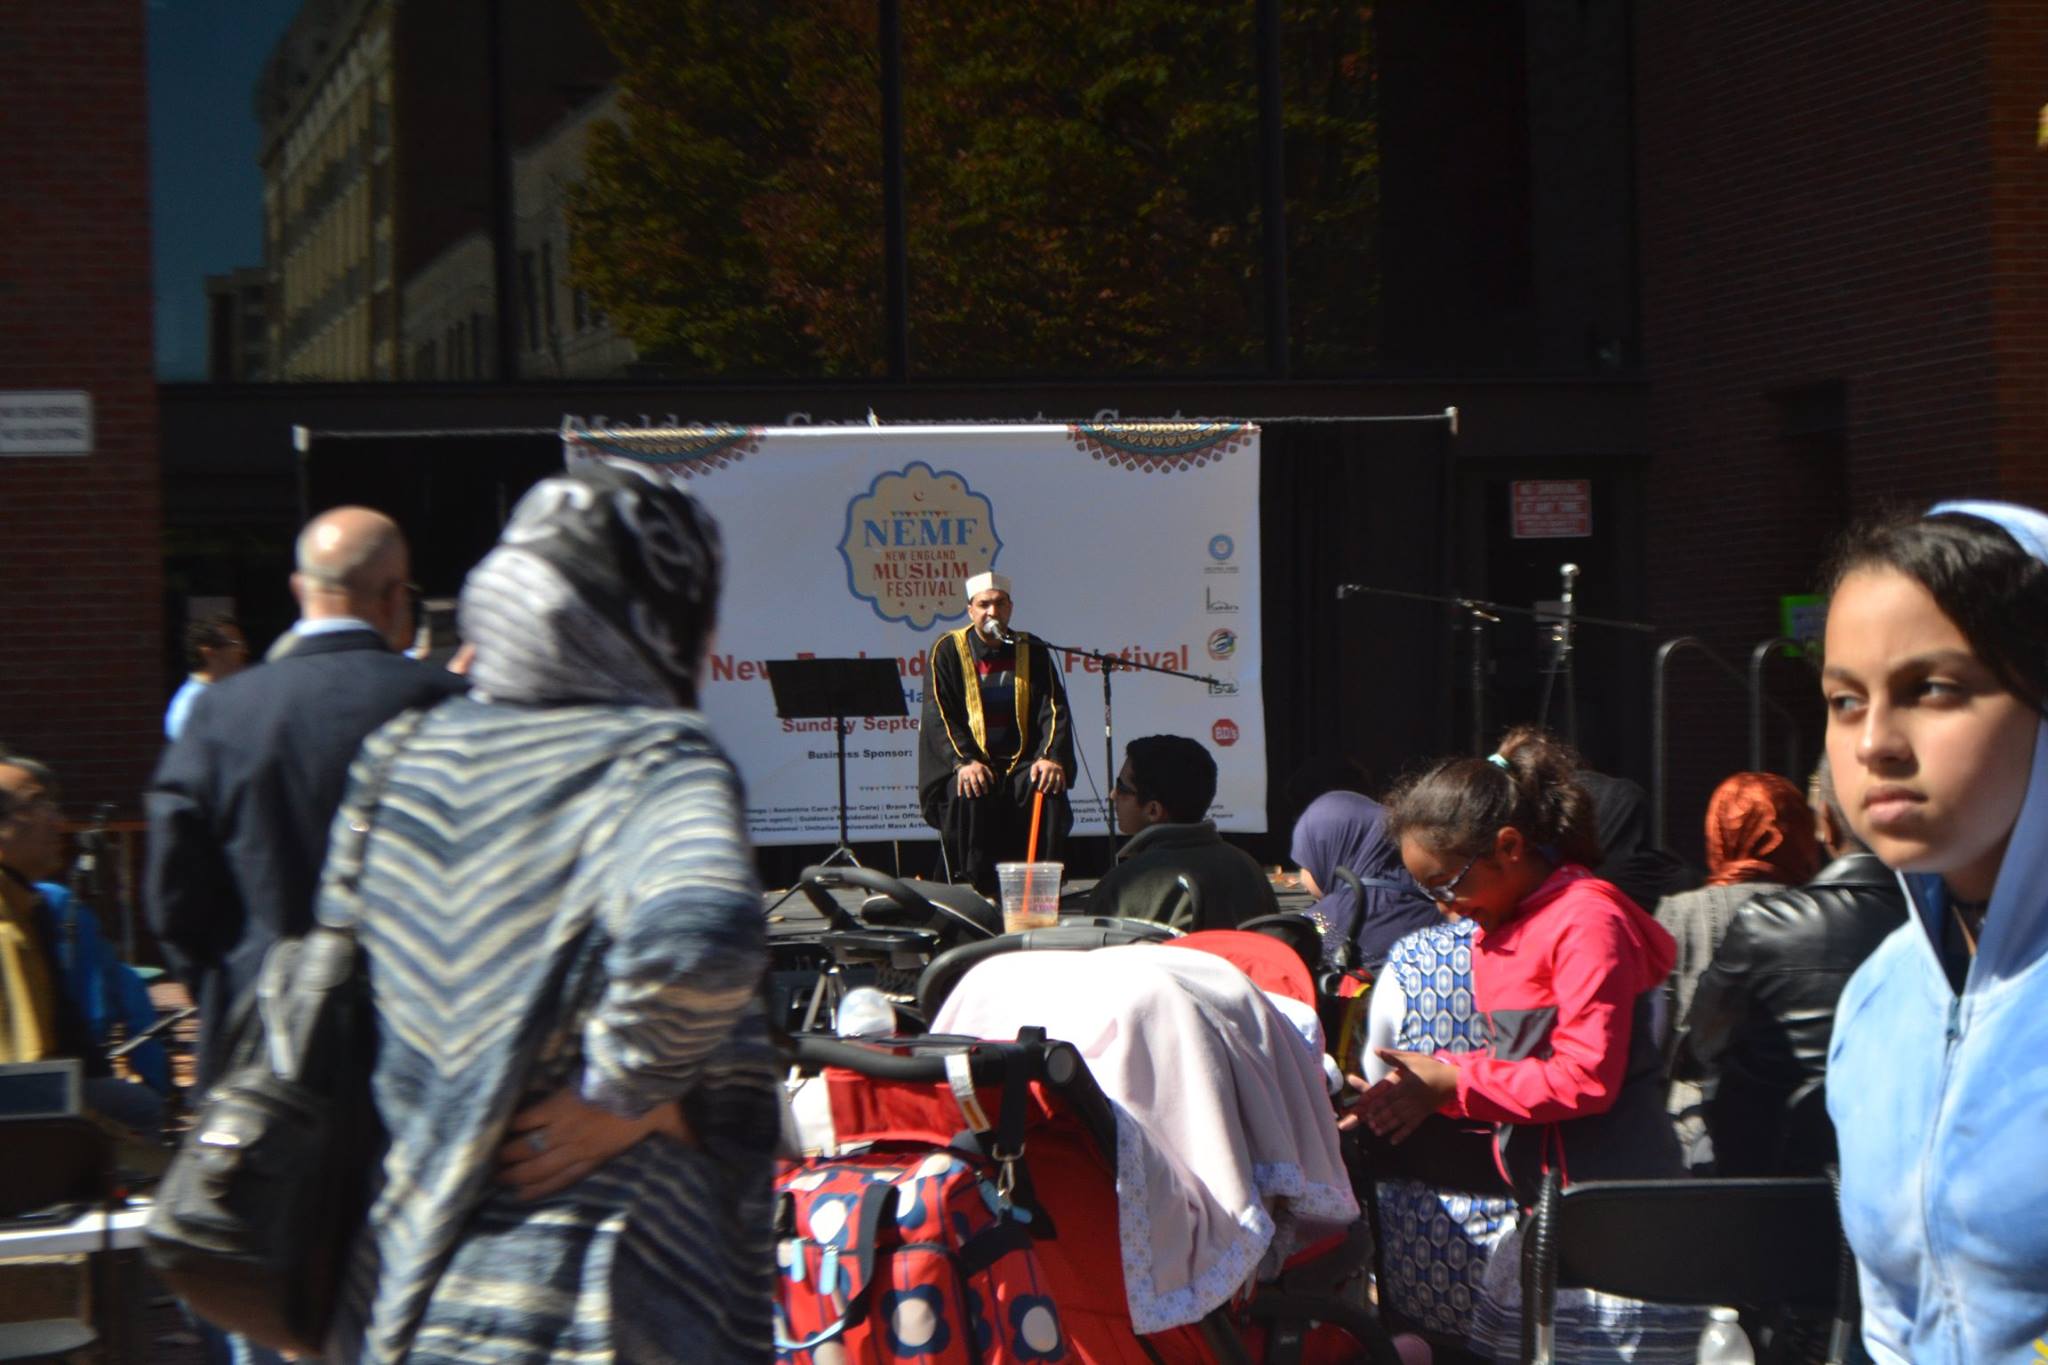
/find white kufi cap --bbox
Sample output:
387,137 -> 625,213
964,570 -> 1012,600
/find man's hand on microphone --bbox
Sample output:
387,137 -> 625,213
1028,758 -> 1065,795
956,760 -> 994,798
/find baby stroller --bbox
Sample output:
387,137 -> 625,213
773,932 -> 1409,1364
767,865 -> 1182,1036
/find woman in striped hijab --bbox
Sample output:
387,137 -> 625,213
327,460 -> 776,1364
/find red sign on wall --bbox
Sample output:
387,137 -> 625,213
1511,480 -> 1593,539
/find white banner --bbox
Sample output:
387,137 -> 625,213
564,422 -> 1265,845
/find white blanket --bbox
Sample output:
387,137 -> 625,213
932,946 -> 1358,1332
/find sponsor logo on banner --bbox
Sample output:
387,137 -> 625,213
1207,678 -> 1239,697
1212,718 -> 1240,747
1208,534 -> 1235,562
1205,586 -> 1239,614
1206,628 -> 1238,661
839,462 -> 1000,628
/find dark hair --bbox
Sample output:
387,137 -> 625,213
0,754 -> 54,824
184,614 -> 243,669
1824,511 -> 2048,714
1124,734 -> 1218,825
1385,725 -> 1602,866
2,754 -> 52,782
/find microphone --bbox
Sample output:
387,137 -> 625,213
981,616 -> 1016,645
1551,564 -> 1580,664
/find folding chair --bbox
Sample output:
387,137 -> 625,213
1518,1170 -> 1860,1365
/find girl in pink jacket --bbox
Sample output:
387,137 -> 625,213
1352,726 -> 1696,1361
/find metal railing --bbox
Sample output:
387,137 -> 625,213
1749,636 -> 1816,773
1651,638 -> 1807,848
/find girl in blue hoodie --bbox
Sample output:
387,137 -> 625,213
1823,500 -> 2048,1363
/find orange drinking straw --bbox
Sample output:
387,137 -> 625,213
1020,787 -> 1048,915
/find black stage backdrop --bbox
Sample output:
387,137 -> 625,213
1257,419 -> 1458,858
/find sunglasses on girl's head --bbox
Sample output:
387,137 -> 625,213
1419,853 -> 1483,904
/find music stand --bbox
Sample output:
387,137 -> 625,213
766,658 -> 908,868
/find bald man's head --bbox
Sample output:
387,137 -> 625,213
291,506 -> 415,649
296,507 -> 404,589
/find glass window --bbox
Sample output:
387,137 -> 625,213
565,1 -> 884,377
1279,1 -> 1381,375
540,240 -> 557,339
518,250 -> 539,351
899,2 -> 1263,378
150,1 -> 1621,384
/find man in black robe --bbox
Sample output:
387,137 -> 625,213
918,571 -> 1075,892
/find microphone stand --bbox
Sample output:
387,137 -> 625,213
1027,633 -> 1226,845
1334,581 -> 1653,754
1466,602 -> 1501,758
1536,564 -> 1580,744
69,801 -> 117,956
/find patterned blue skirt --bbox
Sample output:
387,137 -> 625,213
1373,1176 -> 1513,1338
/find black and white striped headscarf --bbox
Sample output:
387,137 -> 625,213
459,461 -> 723,707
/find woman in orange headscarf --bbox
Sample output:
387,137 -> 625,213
1654,772 -> 1821,1166
1701,772 -> 1823,888
1661,774 -> 1822,1007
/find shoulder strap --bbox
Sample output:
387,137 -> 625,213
1337,866 -> 1411,895
320,707 -> 432,933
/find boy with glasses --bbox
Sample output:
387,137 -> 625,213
1088,734 -> 1278,929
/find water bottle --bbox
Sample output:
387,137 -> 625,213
1696,1307 -> 1755,1364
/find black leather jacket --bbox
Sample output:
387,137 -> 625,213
1671,852 -> 1908,1175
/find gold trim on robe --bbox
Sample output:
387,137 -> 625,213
929,635 -> 972,763
946,627 -> 1035,776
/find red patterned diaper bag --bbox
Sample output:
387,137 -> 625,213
774,1143 -> 1070,1364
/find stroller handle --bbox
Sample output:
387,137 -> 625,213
800,865 -> 999,940
790,1033 -> 1084,1088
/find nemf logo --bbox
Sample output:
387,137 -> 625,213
840,462 -> 1001,628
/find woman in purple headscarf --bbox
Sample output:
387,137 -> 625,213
1289,791 -> 1442,970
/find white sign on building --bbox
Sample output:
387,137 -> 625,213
0,391 -> 93,457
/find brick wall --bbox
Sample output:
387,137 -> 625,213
0,4 -> 165,811
1633,3 -> 2047,851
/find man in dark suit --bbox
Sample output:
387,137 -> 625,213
146,506 -> 465,1087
